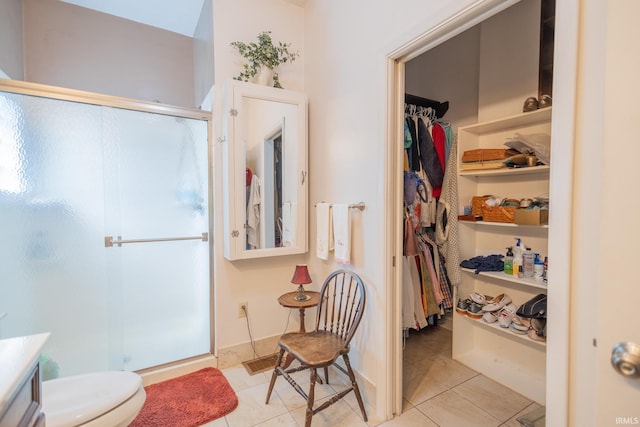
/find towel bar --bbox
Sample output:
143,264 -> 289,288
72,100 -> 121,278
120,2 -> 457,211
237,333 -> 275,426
314,202 -> 365,211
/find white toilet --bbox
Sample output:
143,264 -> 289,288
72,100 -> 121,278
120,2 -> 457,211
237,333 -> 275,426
42,371 -> 146,427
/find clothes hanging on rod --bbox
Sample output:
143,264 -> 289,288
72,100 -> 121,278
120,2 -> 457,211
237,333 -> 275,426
405,93 -> 449,119
418,231 -> 454,310
403,96 -> 453,201
435,141 -> 462,288
404,122 -> 453,225
402,210 -> 454,331
401,95 -> 457,333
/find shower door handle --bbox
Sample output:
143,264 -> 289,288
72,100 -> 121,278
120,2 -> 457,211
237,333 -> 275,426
105,232 -> 209,247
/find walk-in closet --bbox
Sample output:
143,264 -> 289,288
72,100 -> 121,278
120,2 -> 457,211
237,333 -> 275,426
399,0 -> 553,422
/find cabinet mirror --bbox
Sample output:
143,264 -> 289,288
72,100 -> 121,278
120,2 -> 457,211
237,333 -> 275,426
222,80 -> 308,260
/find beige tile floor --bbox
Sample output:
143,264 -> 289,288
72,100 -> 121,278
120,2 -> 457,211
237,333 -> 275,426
206,325 -> 543,426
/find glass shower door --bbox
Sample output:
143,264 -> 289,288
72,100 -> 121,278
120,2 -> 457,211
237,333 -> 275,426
103,108 -> 210,371
0,87 -> 211,377
0,91 -> 109,377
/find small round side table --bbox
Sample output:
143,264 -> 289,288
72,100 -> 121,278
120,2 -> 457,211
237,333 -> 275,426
277,290 -> 320,333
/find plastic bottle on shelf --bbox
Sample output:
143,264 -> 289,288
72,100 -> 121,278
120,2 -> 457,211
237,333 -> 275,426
518,265 -> 524,278
512,238 -> 523,277
543,256 -> 549,283
523,247 -> 535,278
534,253 -> 545,282
504,247 -> 514,275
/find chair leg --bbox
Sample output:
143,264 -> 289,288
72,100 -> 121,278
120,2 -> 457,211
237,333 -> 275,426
343,354 -> 368,422
305,368 -> 318,427
265,348 -> 286,404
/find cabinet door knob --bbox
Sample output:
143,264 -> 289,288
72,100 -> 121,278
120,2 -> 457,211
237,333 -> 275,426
611,342 -> 640,379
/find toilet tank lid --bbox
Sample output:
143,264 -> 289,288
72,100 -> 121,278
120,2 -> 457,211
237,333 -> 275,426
42,371 -> 142,426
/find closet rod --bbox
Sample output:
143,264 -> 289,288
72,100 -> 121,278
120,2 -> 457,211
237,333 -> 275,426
314,202 -> 366,211
405,93 -> 449,118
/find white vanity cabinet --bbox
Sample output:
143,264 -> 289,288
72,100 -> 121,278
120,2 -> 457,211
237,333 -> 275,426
453,107 -> 551,404
222,80 -> 308,260
0,333 -> 49,427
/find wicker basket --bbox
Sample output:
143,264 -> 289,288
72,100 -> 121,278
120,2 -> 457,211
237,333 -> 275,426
481,205 -> 519,223
471,196 -> 490,217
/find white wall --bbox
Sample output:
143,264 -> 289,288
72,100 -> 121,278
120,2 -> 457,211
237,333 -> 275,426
211,0 -> 306,355
302,0 -> 545,415
212,0 -> 304,92
405,0 -> 541,128
22,0 -> 196,107
193,0 -> 214,108
405,25 -> 481,132
0,0 -> 24,80
478,0 -> 541,121
302,0 -> 487,413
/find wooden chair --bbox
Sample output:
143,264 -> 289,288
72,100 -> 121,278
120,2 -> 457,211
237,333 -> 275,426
265,269 -> 368,427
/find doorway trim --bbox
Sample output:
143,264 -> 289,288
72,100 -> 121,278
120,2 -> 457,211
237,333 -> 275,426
383,0 -> 578,424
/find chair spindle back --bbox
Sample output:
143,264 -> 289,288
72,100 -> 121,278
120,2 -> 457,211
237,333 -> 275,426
315,270 -> 366,344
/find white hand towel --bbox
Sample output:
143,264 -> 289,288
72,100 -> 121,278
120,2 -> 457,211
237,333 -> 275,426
316,203 -> 333,259
246,175 -> 261,249
333,203 -> 351,264
282,202 -> 296,247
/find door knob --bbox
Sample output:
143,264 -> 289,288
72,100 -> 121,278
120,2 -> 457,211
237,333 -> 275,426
611,342 -> 640,379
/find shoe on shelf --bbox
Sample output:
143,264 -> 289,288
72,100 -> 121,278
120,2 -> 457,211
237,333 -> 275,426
523,96 -> 539,112
497,303 -> 517,328
509,323 -> 528,335
456,298 -> 471,315
511,315 -> 530,332
531,318 -> 547,338
482,311 -> 499,323
538,94 -> 552,108
482,294 -> 512,312
467,301 -> 484,319
469,292 -> 488,305
528,328 -> 546,342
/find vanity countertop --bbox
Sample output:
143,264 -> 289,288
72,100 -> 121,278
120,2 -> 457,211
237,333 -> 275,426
0,333 -> 50,414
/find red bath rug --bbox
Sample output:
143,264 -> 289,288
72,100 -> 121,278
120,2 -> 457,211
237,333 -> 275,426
130,367 -> 238,427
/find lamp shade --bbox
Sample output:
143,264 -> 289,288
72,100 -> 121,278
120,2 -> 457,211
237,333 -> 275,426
291,264 -> 312,285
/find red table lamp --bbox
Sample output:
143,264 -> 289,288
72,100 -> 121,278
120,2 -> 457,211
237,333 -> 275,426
291,264 -> 312,301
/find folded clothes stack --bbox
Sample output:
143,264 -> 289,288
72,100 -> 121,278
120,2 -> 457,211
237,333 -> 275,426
459,254 -> 504,274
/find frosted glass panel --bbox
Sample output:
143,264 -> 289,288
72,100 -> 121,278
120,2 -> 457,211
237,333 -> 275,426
0,90 -> 210,377
0,92 -> 109,377
103,108 -> 210,370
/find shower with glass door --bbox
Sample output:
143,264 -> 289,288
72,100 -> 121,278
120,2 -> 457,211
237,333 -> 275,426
0,81 -> 212,378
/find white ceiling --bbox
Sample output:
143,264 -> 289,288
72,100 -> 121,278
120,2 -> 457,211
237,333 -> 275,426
60,0 -> 206,37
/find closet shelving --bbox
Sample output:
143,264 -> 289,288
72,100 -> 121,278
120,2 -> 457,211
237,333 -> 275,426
459,220 -> 549,229
459,164 -> 549,177
453,107 -> 551,405
461,268 -> 548,291
458,313 -> 546,348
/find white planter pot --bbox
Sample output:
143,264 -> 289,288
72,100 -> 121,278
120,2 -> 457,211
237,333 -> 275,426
255,66 -> 273,86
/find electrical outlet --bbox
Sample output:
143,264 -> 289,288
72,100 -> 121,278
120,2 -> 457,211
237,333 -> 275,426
238,302 -> 248,318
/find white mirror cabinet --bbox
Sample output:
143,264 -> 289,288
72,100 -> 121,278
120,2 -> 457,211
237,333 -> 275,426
222,80 -> 308,260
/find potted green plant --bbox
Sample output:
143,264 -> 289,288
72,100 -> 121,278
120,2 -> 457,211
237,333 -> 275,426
231,31 -> 299,89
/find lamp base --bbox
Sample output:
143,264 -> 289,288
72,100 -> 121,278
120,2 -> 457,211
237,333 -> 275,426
294,284 -> 311,301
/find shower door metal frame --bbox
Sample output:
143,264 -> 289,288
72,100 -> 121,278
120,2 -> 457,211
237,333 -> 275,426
0,78 -> 216,361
